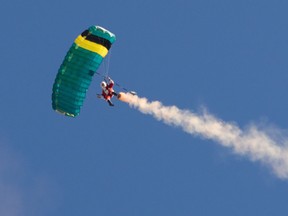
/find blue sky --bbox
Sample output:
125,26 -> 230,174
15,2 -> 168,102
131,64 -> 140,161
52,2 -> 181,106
1,0 -> 288,215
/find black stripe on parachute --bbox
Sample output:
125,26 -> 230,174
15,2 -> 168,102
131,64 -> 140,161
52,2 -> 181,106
81,30 -> 112,50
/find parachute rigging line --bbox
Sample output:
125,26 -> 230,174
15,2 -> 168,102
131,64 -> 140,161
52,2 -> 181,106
103,49 -> 112,78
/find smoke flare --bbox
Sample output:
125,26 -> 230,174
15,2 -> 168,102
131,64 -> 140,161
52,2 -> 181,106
118,92 -> 288,179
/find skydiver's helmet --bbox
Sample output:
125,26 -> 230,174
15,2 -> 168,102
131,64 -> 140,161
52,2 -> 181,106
101,81 -> 107,88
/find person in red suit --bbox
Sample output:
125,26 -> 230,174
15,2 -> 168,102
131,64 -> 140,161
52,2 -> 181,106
97,77 -> 118,106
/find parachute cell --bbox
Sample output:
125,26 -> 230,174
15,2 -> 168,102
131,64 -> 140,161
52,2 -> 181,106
52,26 -> 116,117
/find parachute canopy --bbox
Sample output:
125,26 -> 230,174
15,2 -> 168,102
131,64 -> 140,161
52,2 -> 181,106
52,26 -> 116,117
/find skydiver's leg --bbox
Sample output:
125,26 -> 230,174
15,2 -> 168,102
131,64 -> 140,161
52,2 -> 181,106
112,92 -> 118,96
107,100 -> 114,106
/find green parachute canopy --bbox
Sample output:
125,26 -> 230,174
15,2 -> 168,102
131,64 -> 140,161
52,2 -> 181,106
52,26 -> 116,117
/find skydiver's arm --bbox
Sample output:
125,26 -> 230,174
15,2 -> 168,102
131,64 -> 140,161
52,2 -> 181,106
107,77 -> 114,88
107,77 -> 113,83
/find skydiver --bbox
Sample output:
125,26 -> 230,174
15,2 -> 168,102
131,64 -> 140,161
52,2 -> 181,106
97,76 -> 118,106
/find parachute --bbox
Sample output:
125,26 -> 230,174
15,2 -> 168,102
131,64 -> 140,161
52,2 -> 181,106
52,26 -> 116,117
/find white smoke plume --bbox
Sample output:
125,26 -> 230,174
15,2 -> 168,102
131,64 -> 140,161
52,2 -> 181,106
118,93 -> 288,179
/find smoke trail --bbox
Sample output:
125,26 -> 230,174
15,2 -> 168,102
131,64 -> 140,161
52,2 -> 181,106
118,93 -> 288,179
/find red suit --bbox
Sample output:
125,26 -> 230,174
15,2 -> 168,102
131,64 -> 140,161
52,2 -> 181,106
101,78 -> 115,100
99,77 -> 117,106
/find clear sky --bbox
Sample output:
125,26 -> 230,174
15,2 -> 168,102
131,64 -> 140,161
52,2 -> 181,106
1,0 -> 288,215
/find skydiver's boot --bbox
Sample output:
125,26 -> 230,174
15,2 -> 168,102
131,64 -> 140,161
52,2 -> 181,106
112,92 -> 118,97
107,100 -> 114,106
